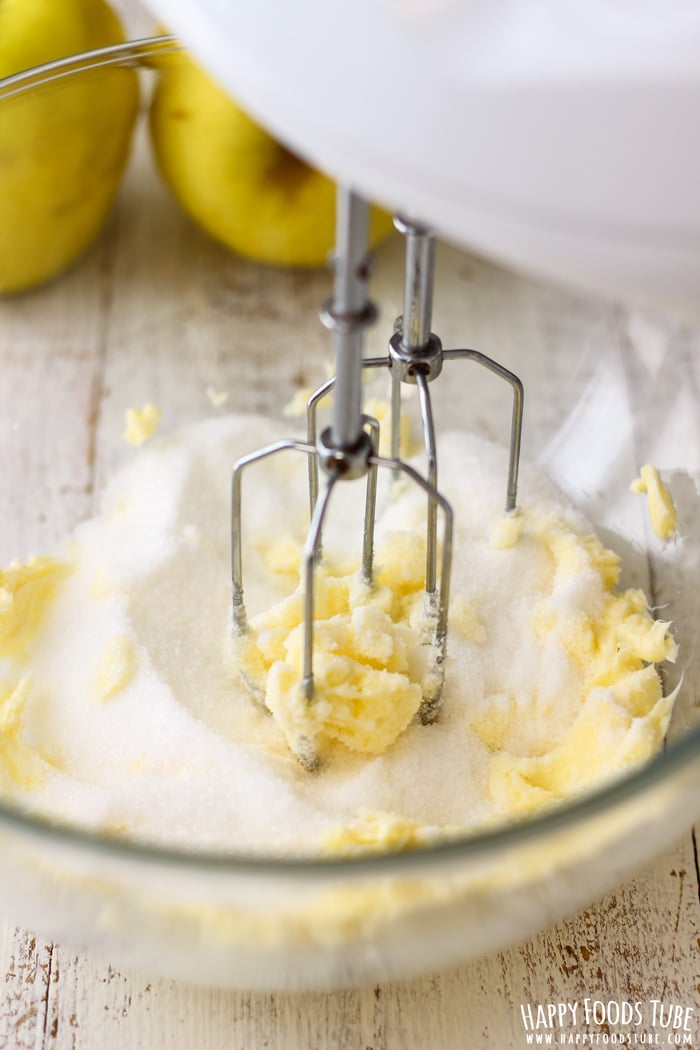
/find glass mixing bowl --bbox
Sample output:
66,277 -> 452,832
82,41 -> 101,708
0,43 -> 698,991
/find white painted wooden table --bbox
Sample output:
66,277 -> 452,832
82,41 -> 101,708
0,3 -> 699,1046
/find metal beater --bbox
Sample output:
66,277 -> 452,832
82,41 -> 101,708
231,187 -> 524,770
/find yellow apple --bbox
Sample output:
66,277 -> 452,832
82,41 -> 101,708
149,52 -> 393,267
0,0 -> 139,295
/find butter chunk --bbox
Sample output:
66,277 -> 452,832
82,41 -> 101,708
0,556 -> 72,659
0,676 -> 46,793
124,403 -> 162,447
491,510 -> 524,550
323,811 -> 456,856
365,398 -> 417,458
470,693 -> 515,751
260,534 -> 303,576
266,656 -> 422,756
490,676 -> 672,816
283,387 -> 313,418
205,387 -> 229,408
237,533 -> 429,758
630,464 -> 679,540
450,597 -> 487,645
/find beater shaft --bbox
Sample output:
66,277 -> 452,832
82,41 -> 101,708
329,192 -> 371,448
396,215 -> 435,350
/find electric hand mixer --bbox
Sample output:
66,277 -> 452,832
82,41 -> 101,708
145,0 -> 700,768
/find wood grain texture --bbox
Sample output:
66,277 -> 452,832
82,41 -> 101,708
1,1 -> 699,1045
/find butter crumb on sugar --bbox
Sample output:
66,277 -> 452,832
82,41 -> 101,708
323,810 -> 461,856
95,635 -> 137,703
259,534 -> 304,575
124,402 -> 162,447
205,387 -> 229,408
490,509 -> 525,550
91,567 -> 117,600
450,597 -> 487,645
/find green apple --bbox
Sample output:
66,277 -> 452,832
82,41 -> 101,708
149,52 -> 393,267
0,0 -> 139,295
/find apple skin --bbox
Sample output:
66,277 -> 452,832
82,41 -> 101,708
0,0 -> 139,296
149,53 -> 394,268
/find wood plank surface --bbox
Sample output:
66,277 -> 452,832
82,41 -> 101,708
0,2 -> 698,1046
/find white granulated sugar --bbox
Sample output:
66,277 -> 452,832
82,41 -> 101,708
1,413 -> 676,855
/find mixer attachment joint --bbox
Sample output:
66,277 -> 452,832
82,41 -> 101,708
320,299 -> 378,335
316,425 -> 373,481
388,329 -> 444,384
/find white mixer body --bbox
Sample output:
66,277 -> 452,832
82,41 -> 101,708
145,0 -> 700,309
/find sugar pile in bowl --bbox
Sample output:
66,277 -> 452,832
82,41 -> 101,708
0,413 -> 677,856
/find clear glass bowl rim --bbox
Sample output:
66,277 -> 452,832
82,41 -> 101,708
0,38 -> 698,879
